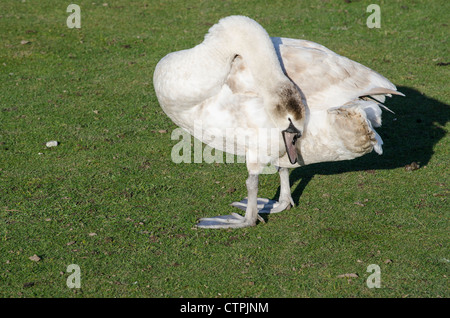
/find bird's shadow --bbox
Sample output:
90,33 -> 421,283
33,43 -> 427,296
270,86 -> 449,207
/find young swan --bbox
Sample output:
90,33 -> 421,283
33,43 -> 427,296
153,15 -> 403,229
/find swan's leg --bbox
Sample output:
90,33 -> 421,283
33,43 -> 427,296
231,167 -> 294,214
196,173 -> 263,229
277,167 -> 295,209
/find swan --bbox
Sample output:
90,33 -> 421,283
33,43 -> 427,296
153,15 -> 403,229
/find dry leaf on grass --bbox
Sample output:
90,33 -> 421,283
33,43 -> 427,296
405,162 -> 420,171
337,273 -> 359,278
29,254 -> 41,262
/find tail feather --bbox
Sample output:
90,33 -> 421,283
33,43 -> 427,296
361,87 -> 405,97
359,87 -> 404,105
327,102 -> 382,157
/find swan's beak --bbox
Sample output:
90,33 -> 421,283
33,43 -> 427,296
282,118 -> 302,164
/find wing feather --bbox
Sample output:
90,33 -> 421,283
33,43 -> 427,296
272,37 -> 400,110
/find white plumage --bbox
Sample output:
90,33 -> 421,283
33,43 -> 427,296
153,16 -> 403,228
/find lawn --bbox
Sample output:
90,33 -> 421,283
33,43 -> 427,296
0,0 -> 448,298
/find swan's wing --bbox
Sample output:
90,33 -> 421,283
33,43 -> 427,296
273,37 -> 403,110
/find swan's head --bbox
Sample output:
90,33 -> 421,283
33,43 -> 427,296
282,118 -> 303,165
274,83 -> 306,164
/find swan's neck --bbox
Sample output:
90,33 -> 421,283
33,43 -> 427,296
154,16 -> 304,129
203,16 -> 287,90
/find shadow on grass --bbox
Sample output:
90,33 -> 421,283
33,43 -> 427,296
272,86 -> 449,206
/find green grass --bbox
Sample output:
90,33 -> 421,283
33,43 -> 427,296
0,0 -> 448,298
